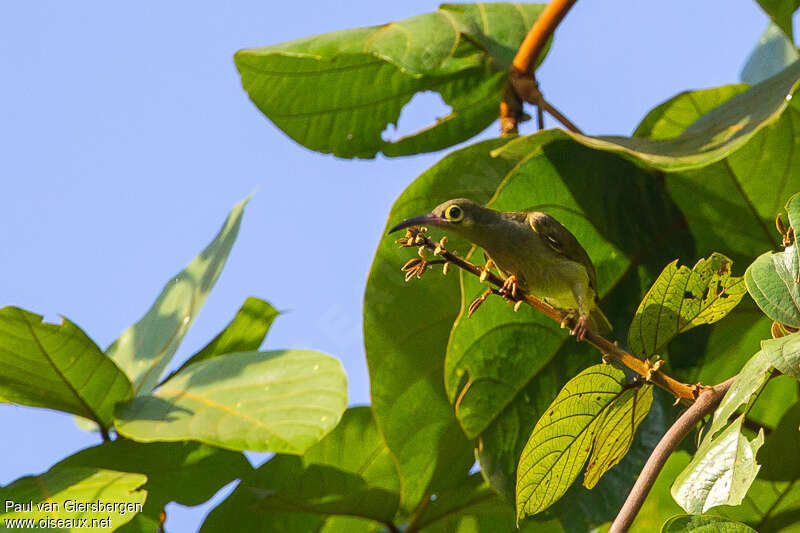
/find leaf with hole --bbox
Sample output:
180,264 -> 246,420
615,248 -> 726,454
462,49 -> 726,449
0,307 -> 131,428
235,3 -> 548,158
628,253 -> 747,358
746,192 -> 800,327
115,349 -> 346,453
107,197 -> 249,396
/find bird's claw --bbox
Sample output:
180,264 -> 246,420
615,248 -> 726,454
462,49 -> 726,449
499,275 -> 519,299
561,312 -> 589,341
468,288 -> 493,317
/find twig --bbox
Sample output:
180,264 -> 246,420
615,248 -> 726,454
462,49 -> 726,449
501,0 -> 580,134
608,376 -> 736,533
403,228 -> 699,401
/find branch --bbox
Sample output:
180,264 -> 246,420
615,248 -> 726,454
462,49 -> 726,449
501,0 -> 581,135
608,376 -> 736,533
400,228 -> 700,401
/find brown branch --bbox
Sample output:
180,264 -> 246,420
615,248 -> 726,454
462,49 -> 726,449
404,229 -> 700,401
501,0 -> 579,135
608,376 -> 736,533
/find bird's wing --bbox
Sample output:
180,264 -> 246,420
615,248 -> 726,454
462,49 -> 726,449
528,211 -> 599,293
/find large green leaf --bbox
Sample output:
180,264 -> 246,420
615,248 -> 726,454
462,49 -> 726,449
628,253 -> 747,358
717,477 -> 800,532
115,349 -> 346,453
516,364 -> 649,519
755,0 -> 800,39
661,515 -> 757,533
0,468 -> 146,531
763,330 -> 800,378
709,349 -> 773,438
364,138 -> 518,511
161,296 -> 279,384
0,307 -> 131,428
201,407 -> 400,531
445,130 -> 692,439
672,415 -> 765,514
54,440 -> 251,532
758,401 -> 800,481
107,197 -> 248,395
236,3 -> 548,158
746,192 -> 800,326
497,61 -> 800,172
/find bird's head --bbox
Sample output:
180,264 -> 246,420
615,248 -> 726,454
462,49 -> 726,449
388,198 -> 494,243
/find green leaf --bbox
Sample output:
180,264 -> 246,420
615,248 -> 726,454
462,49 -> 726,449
0,307 -> 132,428
161,296 -> 279,384
755,0 -> 800,39
115,349 -> 347,453
235,3 -> 548,158
634,85 -> 749,140
496,60 -> 800,172
54,440 -> 251,531
583,383 -> 653,489
201,407 -> 399,531
745,193 -> 800,328
445,131 -> 692,439
516,364 -> 648,519
364,138 -> 518,510
0,467 -> 146,531
628,253 -> 747,358
107,197 -> 249,395
710,350 -> 773,438
762,330 -> 800,379
672,415 -> 765,514
742,23 -> 800,85
716,477 -> 800,532
758,401 -> 800,481
661,514 -> 757,533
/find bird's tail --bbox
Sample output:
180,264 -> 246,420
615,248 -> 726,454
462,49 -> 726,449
588,306 -> 613,336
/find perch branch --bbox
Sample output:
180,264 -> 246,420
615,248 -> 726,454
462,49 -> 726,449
401,228 -> 699,401
608,376 -> 736,533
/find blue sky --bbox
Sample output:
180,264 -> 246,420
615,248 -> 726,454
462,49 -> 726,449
0,0 -> 786,530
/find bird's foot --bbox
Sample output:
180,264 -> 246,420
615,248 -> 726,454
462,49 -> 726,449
468,288 -> 494,317
498,275 -> 520,299
561,312 -> 589,341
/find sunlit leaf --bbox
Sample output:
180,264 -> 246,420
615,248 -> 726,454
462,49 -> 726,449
672,415 -> 764,514
201,407 -> 400,530
364,138 -> 517,510
0,307 -> 131,428
495,61 -> 800,172
709,350 -> 773,438
0,468 -> 146,531
516,364 -> 648,519
661,514 -> 757,533
161,296 -> 279,384
583,383 -> 653,489
628,253 -> 747,358
116,350 -> 346,453
107,197 -> 249,395
236,3 -> 548,158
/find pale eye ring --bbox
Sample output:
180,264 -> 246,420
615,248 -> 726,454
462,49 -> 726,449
445,205 -> 463,222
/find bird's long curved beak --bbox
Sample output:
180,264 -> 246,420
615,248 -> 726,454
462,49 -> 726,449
388,213 -> 447,234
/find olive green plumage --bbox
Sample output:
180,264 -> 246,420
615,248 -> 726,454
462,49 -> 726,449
392,198 -> 612,335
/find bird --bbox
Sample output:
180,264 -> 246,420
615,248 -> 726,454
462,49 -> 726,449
389,198 -> 612,340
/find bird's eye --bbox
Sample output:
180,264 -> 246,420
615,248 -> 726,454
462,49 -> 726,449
445,205 -> 463,222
